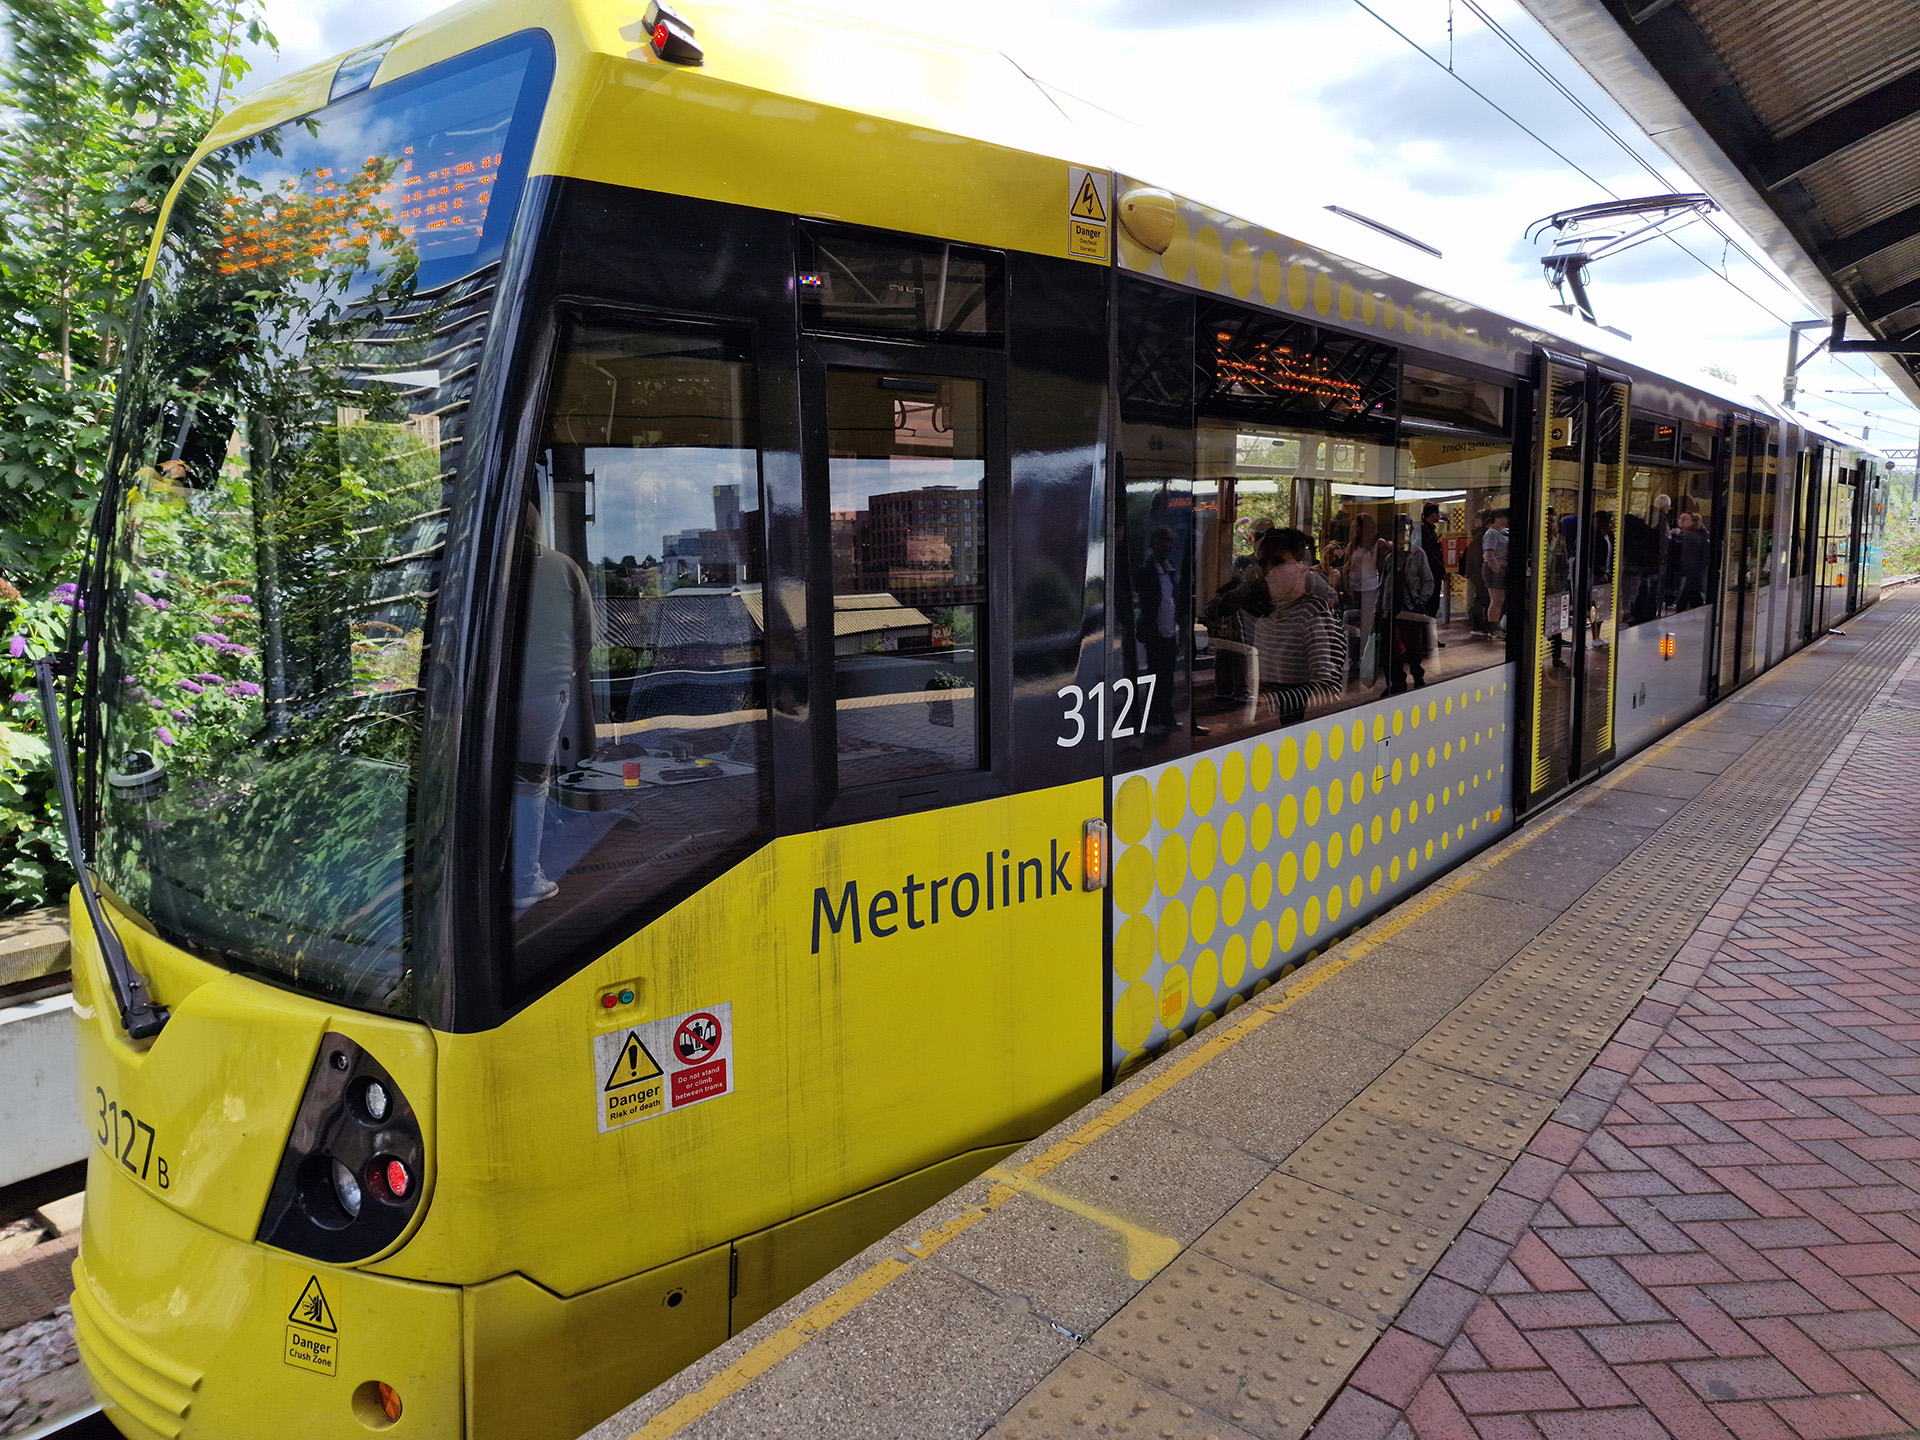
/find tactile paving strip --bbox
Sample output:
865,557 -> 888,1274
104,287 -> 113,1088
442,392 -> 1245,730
985,1352 -> 1262,1440
1277,1111 -> 1508,1229
1194,1172 -> 1446,1324
1090,1253 -> 1377,1440
1348,1057 -> 1554,1158
1404,1005 -> 1605,1098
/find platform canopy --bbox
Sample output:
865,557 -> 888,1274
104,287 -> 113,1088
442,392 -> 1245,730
1520,0 -> 1920,408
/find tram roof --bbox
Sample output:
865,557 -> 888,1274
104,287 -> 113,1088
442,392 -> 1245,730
198,0 -> 1880,453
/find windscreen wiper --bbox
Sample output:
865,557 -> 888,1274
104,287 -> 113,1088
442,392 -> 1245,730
33,652 -> 170,1039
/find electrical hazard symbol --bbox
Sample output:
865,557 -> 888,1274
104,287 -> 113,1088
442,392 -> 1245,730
592,1001 -> 735,1134
1071,173 -> 1107,222
285,1275 -> 339,1375
1067,167 -> 1110,262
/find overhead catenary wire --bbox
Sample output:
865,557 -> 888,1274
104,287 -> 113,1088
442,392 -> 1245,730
1451,0 -> 1912,405
1344,0 -> 1911,404
1345,0 -> 1800,327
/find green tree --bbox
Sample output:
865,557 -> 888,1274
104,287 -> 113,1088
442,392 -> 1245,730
0,0 -> 273,912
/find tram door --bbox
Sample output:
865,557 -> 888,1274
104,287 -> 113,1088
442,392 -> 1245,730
1524,353 -> 1628,810
1712,416 -> 1770,692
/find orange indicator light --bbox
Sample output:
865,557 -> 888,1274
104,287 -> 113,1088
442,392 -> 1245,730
1082,818 -> 1110,891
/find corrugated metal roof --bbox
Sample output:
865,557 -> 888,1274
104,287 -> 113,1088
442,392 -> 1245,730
1687,0 -> 1920,136
1795,111 -> 1920,238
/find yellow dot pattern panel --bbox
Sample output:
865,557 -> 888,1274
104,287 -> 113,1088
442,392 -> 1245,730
1106,667 -> 1516,1072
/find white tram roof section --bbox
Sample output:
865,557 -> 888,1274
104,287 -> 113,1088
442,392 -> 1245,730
209,0 -> 1865,442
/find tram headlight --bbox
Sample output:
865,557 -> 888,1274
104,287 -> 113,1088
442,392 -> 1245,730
258,1033 -> 427,1262
331,1158 -> 364,1219
356,1078 -> 391,1123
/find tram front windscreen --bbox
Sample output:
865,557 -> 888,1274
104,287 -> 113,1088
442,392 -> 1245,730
91,34 -> 551,1014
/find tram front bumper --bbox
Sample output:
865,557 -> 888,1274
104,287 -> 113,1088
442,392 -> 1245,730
75,1158 -> 463,1440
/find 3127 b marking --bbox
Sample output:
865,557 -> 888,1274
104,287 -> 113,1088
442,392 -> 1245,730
94,1087 -> 169,1189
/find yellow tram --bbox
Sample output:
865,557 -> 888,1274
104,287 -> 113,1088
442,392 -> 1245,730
60,1 -> 1883,1436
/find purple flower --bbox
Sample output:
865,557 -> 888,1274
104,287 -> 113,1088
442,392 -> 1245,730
52,583 -> 76,598
193,633 -> 221,646
192,672 -> 222,683
176,679 -> 204,694
149,698 -> 165,709
134,591 -> 159,608
152,598 -> 172,611
146,570 -> 167,581
218,643 -> 254,656
7,635 -> 23,658
11,693 -> 28,703
156,727 -> 176,746
223,594 -> 253,605
225,680 -> 262,698
169,708 -> 192,721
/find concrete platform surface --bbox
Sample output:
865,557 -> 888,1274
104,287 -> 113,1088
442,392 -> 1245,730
584,591 -> 1920,1440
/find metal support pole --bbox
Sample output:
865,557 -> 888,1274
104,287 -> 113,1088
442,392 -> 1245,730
1784,318 -> 1828,407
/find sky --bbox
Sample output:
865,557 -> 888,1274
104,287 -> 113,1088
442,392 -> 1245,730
241,0 -> 1920,458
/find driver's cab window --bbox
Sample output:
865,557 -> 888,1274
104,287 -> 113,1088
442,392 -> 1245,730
507,317 -> 769,987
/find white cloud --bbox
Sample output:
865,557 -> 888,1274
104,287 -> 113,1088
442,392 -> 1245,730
242,0 -> 1916,449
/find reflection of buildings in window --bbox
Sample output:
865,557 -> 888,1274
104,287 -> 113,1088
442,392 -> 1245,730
644,482 -> 749,589
830,484 -> 983,605
831,594 -> 942,656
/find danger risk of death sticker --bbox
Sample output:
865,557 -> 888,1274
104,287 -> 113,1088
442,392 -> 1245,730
593,1001 -> 734,1133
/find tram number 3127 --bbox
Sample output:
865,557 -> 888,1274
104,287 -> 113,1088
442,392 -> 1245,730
94,1085 -> 171,1189
1056,677 -> 1158,748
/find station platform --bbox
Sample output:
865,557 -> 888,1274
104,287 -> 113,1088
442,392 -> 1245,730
586,590 -> 1920,1440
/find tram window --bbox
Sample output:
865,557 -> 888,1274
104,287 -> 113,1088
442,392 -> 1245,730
1394,434 -> 1513,674
799,230 -> 1004,346
1193,421 -> 1402,737
1401,365 -> 1506,433
508,318 -> 768,984
824,369 -> 987,791
1628,413 -> 1679,462
1680,422 -> 1715,463
1618,464 -> 1712,626
1115,276 -> 1195,767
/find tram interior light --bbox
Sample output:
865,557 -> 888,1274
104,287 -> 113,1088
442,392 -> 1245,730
1660,632 -> 1676,660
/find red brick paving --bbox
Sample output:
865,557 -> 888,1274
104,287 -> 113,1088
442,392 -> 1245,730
1317,719 -> 1920,1440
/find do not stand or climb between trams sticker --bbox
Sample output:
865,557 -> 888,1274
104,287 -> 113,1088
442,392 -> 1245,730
593,1001 -> 734,1133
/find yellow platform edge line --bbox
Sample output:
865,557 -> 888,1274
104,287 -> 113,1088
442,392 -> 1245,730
625,805 -> 1567,1440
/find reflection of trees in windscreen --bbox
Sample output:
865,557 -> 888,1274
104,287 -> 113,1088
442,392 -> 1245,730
141,133 -> 443,751
100,128 -> 463,996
